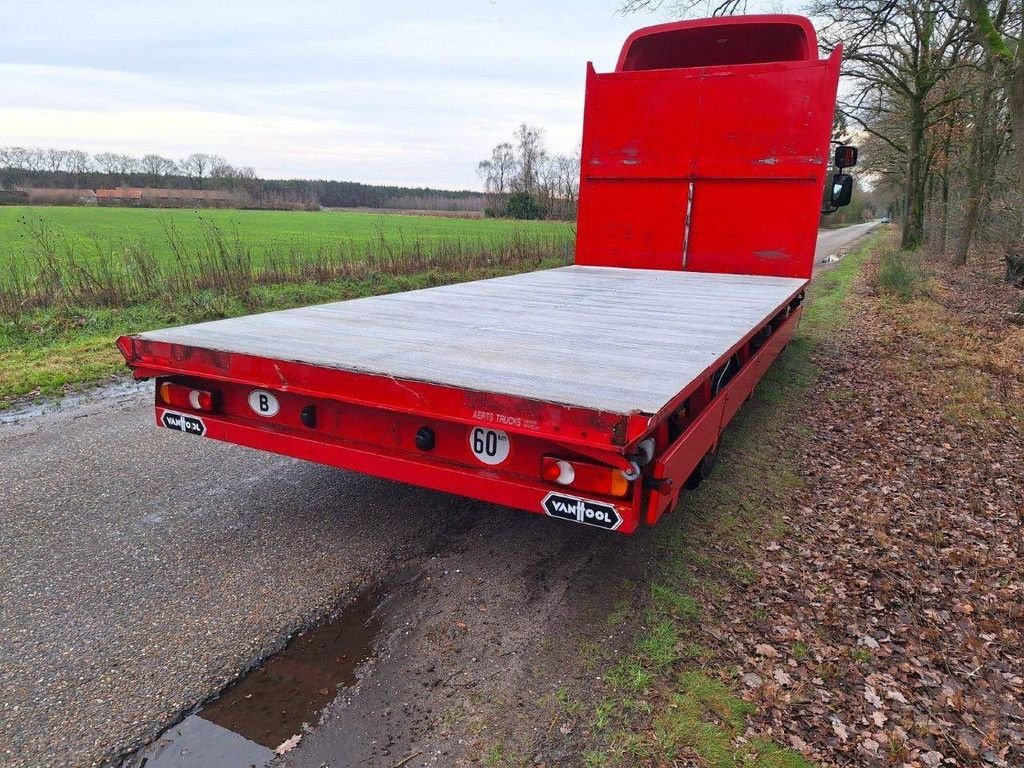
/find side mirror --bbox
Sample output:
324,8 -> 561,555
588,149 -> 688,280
834,145 -> 858,169
831,173 -> 854,207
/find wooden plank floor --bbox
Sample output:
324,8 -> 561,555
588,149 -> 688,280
137,266 -> 806,415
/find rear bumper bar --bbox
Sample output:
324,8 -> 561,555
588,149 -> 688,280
154,405 -> 643,532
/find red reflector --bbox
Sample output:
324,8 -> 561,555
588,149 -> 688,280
159,382 -> 217,413
540,456 -> 630,498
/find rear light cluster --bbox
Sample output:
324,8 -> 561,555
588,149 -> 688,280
159,382 -> 218,413
541,456 -> 631,498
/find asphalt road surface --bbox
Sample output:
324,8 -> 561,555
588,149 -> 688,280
813,220 -> 879,271
0,222 -> 880,768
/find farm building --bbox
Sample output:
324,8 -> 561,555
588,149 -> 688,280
11,187 -> 98,205
95,188 -> 142,202
95,187 -> 242,207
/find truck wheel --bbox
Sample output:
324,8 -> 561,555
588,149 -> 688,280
684,449 -> 718,490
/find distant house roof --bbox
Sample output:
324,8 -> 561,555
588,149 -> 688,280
16,187 -> 97,199
93,187 -> 239,201
141,187 -> 238,200
95,187 -> 143,199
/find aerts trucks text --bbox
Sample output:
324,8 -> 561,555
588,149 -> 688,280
117,16 -> 853,534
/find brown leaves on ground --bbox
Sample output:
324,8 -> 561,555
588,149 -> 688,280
717,254 -> 1023,766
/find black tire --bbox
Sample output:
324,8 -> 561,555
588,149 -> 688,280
684,449 -> 718,490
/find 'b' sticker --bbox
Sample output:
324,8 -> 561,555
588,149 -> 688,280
248,390 -> 280,417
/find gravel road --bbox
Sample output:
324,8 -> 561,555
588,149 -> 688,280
0,223 -> 879,768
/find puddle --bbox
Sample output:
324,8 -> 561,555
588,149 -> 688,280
132,584 -> 385,767
201,585 -> 384,748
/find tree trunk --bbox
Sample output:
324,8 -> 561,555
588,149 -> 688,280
954,66 -> 999,267
938,172 -> 950,254
901,99 -> 927,250
937,117 -> 954,255
954,195 -> 983,266
1006,246 -> 1024,286
1009,67 -> 1024,216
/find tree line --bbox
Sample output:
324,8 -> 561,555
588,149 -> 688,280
478,124 -> 580,220
0,148 -> 256,189
811,0 -> 1023,266
623,0 -> 1024,273
0,147 -> 486,212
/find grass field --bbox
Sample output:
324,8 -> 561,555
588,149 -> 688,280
0,206 -> 572,269
0,205 -> 571,406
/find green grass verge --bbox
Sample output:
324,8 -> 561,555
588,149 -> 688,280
0,259 -> 561,408
576,235 -> 883,768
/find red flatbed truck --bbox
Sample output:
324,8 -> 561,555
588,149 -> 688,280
117,15 -> 852,534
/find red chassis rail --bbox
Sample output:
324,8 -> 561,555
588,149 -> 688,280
116,287 -> 804,535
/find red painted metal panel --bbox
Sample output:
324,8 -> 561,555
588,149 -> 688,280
581,66 -> 702,180
575,178 -> 690,270
645,303 -> 802,525
646,397 -> 725,526
576,16 -> 841,280
683,180 -> 823,278
163,377 -> 629,488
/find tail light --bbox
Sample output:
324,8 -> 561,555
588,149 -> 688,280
159,381 -> 218,413
541,456 -> 631,498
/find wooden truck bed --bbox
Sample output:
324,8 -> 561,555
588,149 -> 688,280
135,265 -> 806,417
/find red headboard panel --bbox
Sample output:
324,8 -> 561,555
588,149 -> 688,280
575,16 -> 841,280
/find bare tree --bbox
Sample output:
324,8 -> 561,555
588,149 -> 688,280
66,150 -> 92,177
140,153 -> 176,180
0,147 -> 19,169
966,1 -> 1024,232
94,152 -> 137,181
513,124 -> 546,195
967,1 -> 1023,167
478,142 -> 515,195
21,147 -> 45,172
811,0 -> 971,249
115,153 -> 138,176
94,152 -> 121,175
93,151 -> 117,175
556,150 -> 581,214
478,129 -> 577,218
179,153 -> 213,187
951,62 -> 1008,264
210,156 -> 236,179
44,148 -> 70,174
536,154 -> 561,214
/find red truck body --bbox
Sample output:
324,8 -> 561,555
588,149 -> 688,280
117,16 -> 842,534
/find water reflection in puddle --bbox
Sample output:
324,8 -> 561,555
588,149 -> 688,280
136,585 -> 384,767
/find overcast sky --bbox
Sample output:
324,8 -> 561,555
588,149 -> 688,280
2,0 -> 798,190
